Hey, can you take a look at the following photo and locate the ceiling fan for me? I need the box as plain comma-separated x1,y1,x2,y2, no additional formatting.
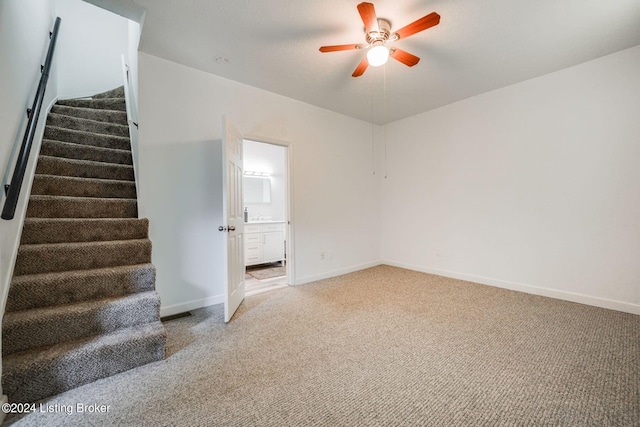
319,2,440,77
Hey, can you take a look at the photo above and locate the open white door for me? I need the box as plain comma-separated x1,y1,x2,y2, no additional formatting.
221,117,245,322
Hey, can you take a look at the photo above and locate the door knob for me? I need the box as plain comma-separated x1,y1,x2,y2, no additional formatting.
218,226,227,232
228,226,236,231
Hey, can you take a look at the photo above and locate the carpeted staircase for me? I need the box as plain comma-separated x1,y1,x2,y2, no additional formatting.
2,87,166,404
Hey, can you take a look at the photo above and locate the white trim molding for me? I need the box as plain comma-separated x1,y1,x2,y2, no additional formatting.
296,260,383,286
160,294,224,318
383,260,640,316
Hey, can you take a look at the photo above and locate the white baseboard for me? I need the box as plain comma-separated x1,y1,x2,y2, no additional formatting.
160,294,224,318
158,261,639,316
160,261,383,316
383,260,640,315
295,260,383,286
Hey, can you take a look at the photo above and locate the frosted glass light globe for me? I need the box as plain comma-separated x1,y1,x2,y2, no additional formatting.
367,45,389,66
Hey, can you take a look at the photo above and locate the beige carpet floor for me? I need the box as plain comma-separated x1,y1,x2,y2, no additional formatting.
5,265,639,426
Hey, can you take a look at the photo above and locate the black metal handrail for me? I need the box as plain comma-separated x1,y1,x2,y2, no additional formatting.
2,17,61,220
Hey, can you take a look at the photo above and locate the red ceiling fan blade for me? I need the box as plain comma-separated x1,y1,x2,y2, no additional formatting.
357,2,379,34
352,56,369,77
319,44,362,53
395,12,440,40
390,48,420,67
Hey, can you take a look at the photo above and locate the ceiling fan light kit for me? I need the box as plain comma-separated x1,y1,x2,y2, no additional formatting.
319,2,440,77
367,45,389,66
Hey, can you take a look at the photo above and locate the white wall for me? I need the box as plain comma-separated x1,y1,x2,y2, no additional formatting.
54,0,129,98
125,19,141,181
0,0,58,410
243,140,286,222
381,45,640,314
127,19,141,119
138,53,382,316
0,1,59,313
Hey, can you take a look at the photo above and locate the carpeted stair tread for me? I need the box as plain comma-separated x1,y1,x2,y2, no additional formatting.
27,195,137,218
32,174,137,199
21,218,148,244
44,126,131,151
56,97,126,111
3,86,165,404
2,321,166,403
6,263,156,312
50,105,127,125
14,239,152,275
92,86,125,99
40,139,132,165
2,291,161,356
36,155,134,181
46,113,129,137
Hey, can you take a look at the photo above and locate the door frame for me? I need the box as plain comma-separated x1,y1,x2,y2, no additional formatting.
243,134,295,286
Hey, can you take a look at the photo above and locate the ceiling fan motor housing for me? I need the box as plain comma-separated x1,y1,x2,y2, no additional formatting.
366,18,392,44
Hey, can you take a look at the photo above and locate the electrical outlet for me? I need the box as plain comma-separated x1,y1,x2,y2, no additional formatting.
436,248,443,258
320,251,325,260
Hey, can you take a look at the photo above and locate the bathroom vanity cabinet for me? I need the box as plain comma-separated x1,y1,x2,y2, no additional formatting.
244,222,285,266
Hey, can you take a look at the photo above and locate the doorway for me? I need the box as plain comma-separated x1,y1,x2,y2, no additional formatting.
243,139,290,295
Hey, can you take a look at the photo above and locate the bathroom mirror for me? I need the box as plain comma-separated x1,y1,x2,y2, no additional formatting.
243,176,271,203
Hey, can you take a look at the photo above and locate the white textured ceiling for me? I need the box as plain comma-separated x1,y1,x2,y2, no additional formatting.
133,0,640,124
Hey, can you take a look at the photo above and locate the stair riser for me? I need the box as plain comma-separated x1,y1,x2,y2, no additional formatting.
27,196,137,218
7,264,156,312
21,218,148,245
47,113,129,138
2,323,166,404
36,156,134,181
3,292,160,356
51,105,127,125
14,240,152,276
56,98,126,111
40,140,132,165
45,126,131,151
32,175,137,199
